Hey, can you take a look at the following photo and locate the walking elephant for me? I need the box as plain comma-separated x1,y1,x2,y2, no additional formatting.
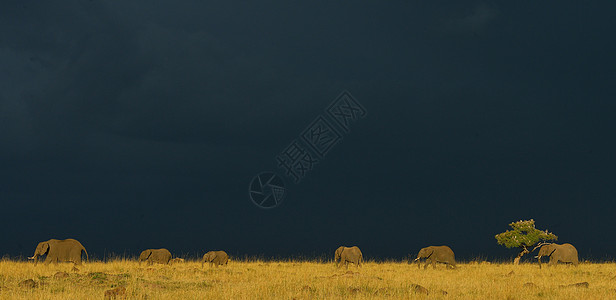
536,243,578,268
28,238,88,265
139,248,172,265
334,246,363,268
414,245,456,269
201,250,229,267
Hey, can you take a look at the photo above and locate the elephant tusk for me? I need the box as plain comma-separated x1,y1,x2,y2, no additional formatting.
28,256,35,260
413,258,419,261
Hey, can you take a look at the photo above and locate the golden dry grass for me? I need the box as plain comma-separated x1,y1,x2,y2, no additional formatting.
1,259,615,299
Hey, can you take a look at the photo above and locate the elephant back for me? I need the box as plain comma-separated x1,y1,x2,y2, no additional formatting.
159,249,172,263
216,251,229,264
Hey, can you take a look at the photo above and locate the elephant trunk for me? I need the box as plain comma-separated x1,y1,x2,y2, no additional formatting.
28,254,38,265
536,255,542,269
414,257,420,269
82,247,89,263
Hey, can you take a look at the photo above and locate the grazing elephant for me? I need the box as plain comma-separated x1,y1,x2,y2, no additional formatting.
536,243,579,268
139,248,172,265
28,238,88,265
334,246,363,268
414,245,456,269
201,251,229,267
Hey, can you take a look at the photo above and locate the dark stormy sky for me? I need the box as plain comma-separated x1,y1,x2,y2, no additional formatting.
1,1,615,261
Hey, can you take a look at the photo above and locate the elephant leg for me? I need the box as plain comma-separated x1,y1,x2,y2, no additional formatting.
431,259,436,269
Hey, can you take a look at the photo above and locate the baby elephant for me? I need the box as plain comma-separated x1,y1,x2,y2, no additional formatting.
334,246,363,268
170,258,185,264
139,248,172,265
414,245,456,269
201,250,229,267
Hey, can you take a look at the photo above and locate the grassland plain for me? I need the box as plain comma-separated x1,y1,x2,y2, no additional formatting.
1,259,615,299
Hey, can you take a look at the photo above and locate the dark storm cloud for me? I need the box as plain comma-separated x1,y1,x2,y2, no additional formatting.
1,1,322,202
444,3,498,34
1,1,615,260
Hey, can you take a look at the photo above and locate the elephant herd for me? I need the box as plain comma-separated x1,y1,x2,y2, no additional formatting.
138,248,229,267
333,244,579,269
25,238,580,269
27,239,228,267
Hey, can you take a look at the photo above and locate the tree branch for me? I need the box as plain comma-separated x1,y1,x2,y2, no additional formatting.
531,242,552,253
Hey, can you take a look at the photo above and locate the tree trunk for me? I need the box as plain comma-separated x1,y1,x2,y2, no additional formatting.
513,256,521,265
513,247,529,265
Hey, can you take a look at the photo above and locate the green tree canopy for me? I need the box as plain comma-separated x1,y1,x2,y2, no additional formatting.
495,219,557,248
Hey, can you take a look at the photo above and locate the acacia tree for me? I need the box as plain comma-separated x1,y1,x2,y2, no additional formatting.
495,219,558,264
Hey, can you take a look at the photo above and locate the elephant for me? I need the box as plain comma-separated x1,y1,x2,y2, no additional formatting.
28,238,88,265
334,246,363,268
170,258,185,264
413,245,456,269
536,243,579,268
201,251,229,267
138,248,172,265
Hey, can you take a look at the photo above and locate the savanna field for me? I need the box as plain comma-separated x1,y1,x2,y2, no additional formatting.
1,259,615,299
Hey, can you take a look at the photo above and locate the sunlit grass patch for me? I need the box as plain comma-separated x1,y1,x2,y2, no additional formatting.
0,260,615,299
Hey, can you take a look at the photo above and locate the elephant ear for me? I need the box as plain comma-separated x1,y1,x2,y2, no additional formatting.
41,242,50,255
547,247,557,257
425,248,434,258
335,247,344,259
144,250,152,259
